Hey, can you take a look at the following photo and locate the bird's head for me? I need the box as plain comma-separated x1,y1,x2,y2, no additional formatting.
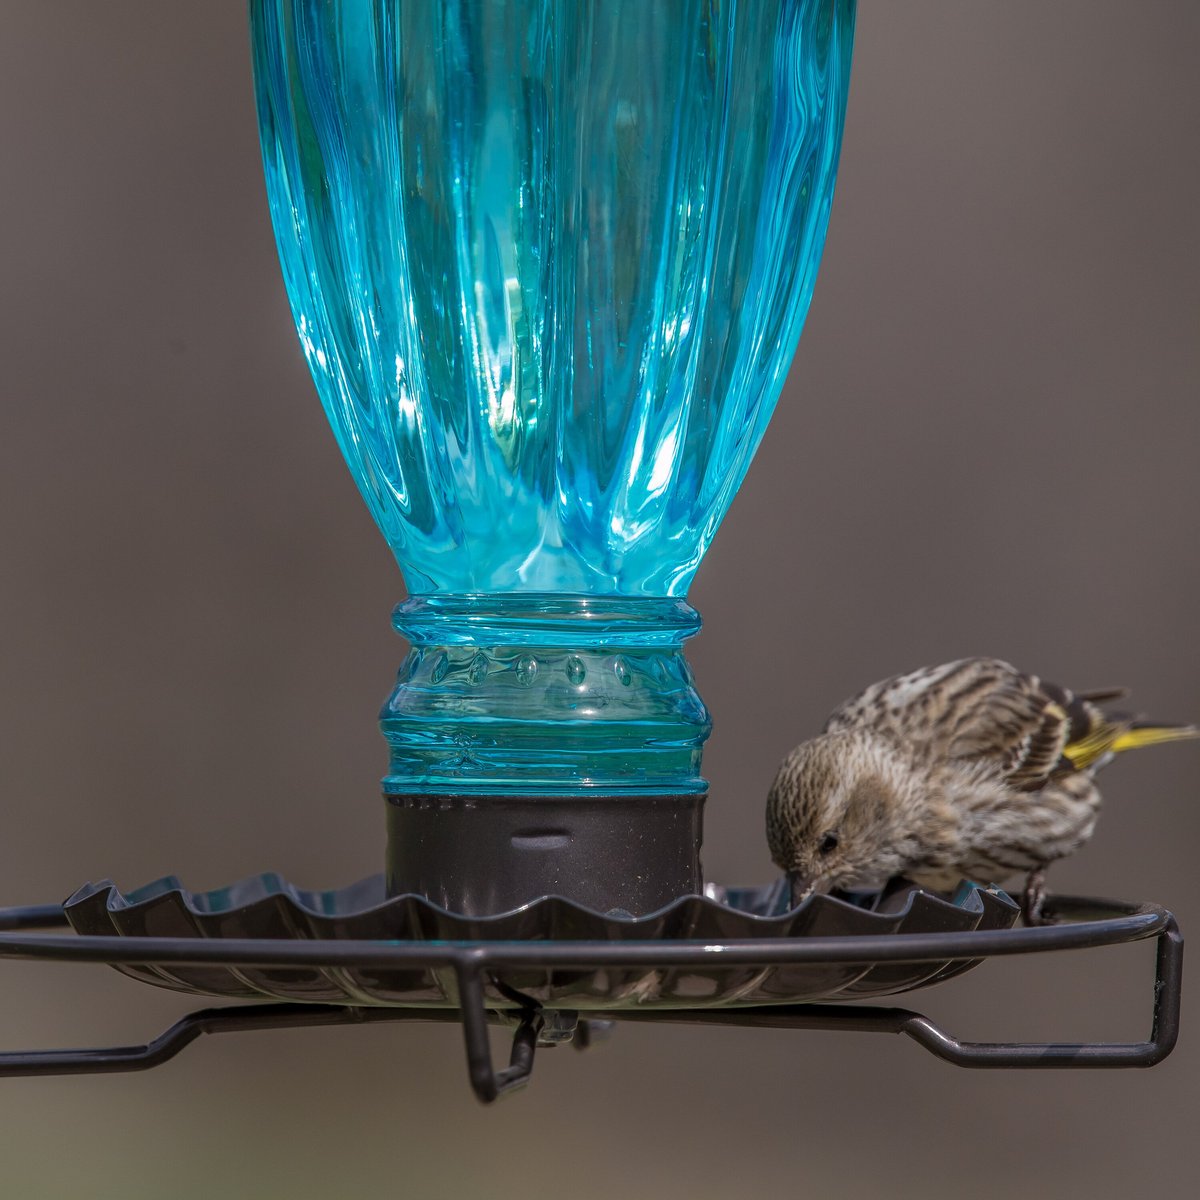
766,731,924,905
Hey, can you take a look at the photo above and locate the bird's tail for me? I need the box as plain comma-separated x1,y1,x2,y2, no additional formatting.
1064,718,1199,771
1111,722,1200,754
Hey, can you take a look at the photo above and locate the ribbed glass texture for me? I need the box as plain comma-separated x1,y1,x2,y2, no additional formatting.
250,0,855,597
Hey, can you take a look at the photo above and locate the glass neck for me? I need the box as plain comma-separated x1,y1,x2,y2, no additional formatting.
380,593,711,797
392,594,703,648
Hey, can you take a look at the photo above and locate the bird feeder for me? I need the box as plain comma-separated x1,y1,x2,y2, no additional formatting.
0,0,1182,1103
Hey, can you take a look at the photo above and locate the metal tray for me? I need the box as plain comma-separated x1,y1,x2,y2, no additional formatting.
62,874,1018,1008
0,889,1180,1103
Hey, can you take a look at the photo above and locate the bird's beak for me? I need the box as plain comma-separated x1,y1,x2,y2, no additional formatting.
787,872,820,909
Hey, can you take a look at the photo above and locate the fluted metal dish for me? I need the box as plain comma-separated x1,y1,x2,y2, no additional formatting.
63,874,1018,1008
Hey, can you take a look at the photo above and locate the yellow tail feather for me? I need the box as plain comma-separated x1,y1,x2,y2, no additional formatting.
1062,722,1199,771
1110,725,1200,754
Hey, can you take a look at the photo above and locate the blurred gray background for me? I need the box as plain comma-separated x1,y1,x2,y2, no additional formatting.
1,2,1197,1196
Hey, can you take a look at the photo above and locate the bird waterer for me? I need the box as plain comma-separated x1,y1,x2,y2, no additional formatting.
264,0,854,918
0,0,1183,1103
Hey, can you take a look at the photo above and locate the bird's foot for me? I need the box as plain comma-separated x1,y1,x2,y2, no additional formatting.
1021,869,1057,926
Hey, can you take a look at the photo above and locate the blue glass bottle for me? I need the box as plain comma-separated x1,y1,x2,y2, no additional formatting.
250,0,855,912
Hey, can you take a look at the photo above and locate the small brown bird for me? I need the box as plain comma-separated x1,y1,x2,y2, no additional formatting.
766,658,1198,923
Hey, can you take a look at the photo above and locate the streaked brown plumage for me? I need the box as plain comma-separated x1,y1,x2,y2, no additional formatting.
766,658,1198,921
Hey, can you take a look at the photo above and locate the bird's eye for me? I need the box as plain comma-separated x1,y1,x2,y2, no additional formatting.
818,832,840,856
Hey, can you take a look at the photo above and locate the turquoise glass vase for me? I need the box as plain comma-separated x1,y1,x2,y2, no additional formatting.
250,0,855,913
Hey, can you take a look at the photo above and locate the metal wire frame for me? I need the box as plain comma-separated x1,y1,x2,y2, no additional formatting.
0,895,1182,1103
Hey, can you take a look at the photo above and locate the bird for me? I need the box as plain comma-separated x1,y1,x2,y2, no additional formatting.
765,657,1198,924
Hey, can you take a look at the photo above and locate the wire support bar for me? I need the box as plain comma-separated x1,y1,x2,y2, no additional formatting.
613,915,1182,1068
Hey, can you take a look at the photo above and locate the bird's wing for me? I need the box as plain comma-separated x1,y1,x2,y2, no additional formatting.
823,658,1075,788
